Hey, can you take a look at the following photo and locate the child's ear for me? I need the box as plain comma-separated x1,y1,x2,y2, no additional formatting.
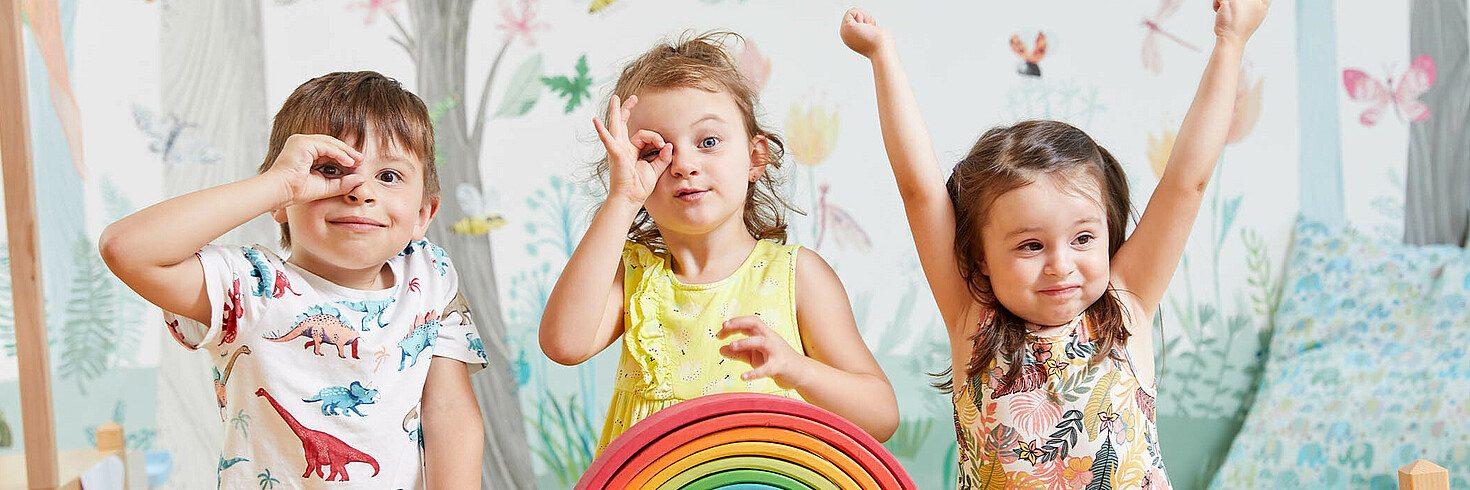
748,134,770,182
412,197,441,240
272,208,289,224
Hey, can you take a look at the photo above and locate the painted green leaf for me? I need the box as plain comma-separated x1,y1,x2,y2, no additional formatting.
542,55,593,114
494,54,544,119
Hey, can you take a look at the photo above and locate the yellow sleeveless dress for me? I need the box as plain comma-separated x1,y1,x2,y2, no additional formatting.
596,240,806,452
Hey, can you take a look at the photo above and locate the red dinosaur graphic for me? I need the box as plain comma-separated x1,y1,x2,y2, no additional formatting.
272,270,302,298
265,308,361,359
255,387,379,481
219,278,243,346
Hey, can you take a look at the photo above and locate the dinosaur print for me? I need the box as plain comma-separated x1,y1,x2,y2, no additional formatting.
217,455,249,489
338,297,395,331
214,345,252,420
266,304,361,359
402,239,450,276
242,247,273,297
256,388,379,482
272,270,301,298
467,333,487,362
399,310,442,371
219,278,243,346
302,381,378,417
402,406,422,449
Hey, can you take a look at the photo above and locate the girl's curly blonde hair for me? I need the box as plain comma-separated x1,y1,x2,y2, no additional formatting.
595,31,798,250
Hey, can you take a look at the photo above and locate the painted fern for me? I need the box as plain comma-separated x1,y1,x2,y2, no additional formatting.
60,235,118,394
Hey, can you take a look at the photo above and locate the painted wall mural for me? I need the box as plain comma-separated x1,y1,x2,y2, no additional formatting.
0,1,1463,489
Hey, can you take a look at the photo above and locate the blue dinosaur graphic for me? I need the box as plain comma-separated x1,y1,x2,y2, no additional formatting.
402,239,450,276
241,247,273,297
338,297,395,331
302,381,378,416
467,333,487,361
399,310,443,371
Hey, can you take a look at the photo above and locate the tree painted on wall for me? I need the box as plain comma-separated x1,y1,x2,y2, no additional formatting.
391,0,550,485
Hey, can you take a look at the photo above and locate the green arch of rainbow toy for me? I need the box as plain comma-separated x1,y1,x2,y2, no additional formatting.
575,393,915,489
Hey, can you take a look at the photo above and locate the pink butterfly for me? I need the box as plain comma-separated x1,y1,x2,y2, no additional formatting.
1343,54,1436,126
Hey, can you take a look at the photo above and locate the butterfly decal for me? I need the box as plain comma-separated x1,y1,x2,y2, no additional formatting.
1009,32,1047,77
1343,54,1436,126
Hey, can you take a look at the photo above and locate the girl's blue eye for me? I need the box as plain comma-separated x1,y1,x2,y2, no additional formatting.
699,137,719,149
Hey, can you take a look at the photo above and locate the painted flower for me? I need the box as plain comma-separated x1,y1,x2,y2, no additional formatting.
1146,129,1176,180
1227,66,1264,144
497,0,549,47
785,102,839,166
739,39,771,91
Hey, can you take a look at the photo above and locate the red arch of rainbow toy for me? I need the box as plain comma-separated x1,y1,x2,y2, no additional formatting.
575,393,916,490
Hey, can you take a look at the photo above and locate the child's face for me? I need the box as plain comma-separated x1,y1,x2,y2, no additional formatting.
979,174,1110,328
277,130,437,277
626,87,766,239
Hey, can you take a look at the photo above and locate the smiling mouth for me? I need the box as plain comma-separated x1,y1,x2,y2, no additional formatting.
1039,285,1080,297
329,217,385,230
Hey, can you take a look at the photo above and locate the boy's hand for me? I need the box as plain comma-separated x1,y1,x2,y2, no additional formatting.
264,134,365,206
718,316,810,391
593,94,672,208
1214,0,1270,46
840,8,893,59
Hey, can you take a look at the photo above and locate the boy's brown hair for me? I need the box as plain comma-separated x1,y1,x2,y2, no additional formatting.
596,31,798,250
258,71,438,249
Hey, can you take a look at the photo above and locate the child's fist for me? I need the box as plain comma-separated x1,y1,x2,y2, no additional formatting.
265,134,365,205
840,8,892,58
1214,0,1270,45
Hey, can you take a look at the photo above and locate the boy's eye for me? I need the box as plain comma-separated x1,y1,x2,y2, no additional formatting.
1019,242,1042,252
378,170,402,183
314,163,343,177
699,137,719,149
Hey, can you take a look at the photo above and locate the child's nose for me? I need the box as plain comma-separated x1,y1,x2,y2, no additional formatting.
1044,250,1074,277
669,146,700,178
345,180,376,203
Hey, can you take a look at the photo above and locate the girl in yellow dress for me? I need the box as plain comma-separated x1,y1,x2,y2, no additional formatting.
539,32,898,453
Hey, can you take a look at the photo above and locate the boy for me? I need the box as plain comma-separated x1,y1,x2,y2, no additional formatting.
100,71,485,489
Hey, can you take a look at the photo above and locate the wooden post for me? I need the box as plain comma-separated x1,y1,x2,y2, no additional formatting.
0,1,59,489
1399,459,1449,490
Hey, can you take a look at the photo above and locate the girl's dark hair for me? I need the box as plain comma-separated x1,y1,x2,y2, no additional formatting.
936,120,1134,393
594,31,797,250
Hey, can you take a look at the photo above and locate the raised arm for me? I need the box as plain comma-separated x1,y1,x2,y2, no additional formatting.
99,134,363,324
841,8,973,330
1112,0,1270,312
539,95,673,365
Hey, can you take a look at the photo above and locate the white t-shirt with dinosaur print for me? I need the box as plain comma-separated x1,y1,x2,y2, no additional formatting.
164,239,487,489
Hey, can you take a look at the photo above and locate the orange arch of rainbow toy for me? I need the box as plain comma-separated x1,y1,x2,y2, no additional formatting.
576,393,915,489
